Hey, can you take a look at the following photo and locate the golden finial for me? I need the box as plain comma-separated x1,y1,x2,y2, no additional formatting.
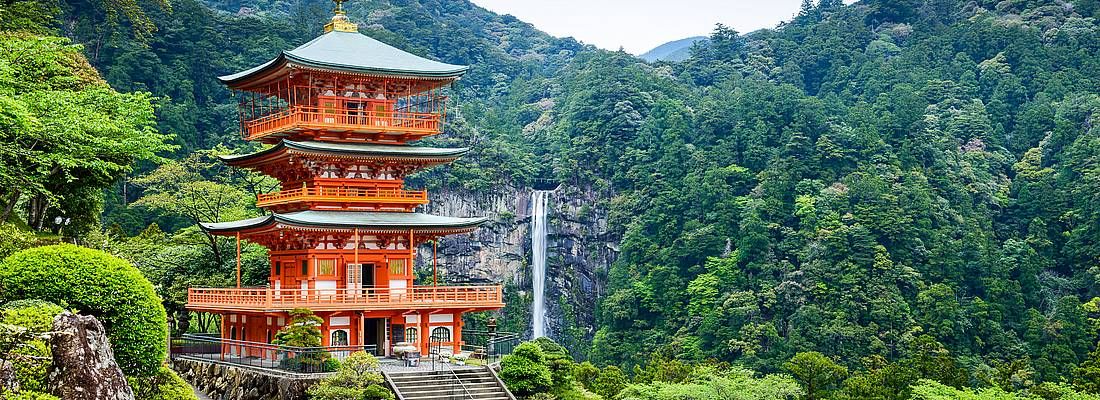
324,0,358,33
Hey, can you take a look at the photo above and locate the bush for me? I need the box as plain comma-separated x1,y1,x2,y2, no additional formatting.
1,299,64,392
306,351,393,400
5,392,60,400
500,342,553,396
0,244,168,376
1,299,65,331
0,223,36,260
616,367,802,400
128,365,198,400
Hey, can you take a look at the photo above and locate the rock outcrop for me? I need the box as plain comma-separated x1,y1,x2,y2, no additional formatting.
172,358,319,400
48,312,135,400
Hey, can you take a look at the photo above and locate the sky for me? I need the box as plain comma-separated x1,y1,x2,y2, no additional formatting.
468,0,810,55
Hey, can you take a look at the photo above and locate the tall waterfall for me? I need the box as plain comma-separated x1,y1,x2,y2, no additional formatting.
530,190,551,338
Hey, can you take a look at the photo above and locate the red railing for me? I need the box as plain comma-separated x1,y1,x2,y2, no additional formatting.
256,186,429,208
187,285,505,311
243,106,442,141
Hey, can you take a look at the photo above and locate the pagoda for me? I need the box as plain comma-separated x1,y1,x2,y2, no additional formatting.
186,1,503,357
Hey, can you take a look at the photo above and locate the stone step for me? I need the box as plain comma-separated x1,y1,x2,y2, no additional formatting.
398,382,500,394
385,367,513,400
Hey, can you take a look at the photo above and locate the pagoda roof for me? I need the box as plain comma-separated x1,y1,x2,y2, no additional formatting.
220,140,470,166
219,30,468,88
200,210,487,234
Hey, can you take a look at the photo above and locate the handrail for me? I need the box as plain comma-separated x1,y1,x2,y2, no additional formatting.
170,334,376,374
256,186,428,206
449,368,474,400
243,105,443,140
187,285,505,311
381,370,407,400
487,365,518,400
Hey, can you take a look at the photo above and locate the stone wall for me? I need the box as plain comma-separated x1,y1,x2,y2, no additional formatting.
171,358,319,400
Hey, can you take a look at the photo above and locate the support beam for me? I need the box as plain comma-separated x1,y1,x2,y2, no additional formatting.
236,232,242,288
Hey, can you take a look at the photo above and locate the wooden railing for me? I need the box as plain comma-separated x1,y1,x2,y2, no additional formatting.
243,106,442,140
256,186,429,208
187,285,505,311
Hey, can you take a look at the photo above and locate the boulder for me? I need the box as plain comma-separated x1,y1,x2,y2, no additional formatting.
48,312,135,400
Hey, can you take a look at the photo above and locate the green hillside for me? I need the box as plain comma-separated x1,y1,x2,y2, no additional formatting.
2,0,1099,398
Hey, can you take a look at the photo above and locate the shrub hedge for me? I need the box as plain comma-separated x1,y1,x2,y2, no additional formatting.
0,244,168,376
1,299,65,392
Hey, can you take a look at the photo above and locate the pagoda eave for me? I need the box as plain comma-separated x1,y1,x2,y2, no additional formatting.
220,139,469,169
200,211,487,237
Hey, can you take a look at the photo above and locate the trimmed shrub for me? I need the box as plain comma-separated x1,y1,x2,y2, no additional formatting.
0,244,168,376
1,299,65,332
306,351,393,400
500,342,553,396
6,392,60,400
1,299,64,392
128,365,199,400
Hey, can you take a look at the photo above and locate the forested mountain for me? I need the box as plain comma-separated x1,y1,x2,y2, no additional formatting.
639,35,707,62
2,0,1100,398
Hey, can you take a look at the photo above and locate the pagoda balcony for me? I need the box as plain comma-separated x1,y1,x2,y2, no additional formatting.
243,105,442,142
255,186,429,209
186,285,504,312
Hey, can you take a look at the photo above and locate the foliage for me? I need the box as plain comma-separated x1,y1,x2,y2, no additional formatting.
4,392,60,400
909,379,1027,399
306,351,393,400
785,352,849,400
0,244,168,377
0,299,63,393
0,223,37,259
273,308,335,373
0,32,172,234
128,365,200,400
501,341,554,396
616,366,803,400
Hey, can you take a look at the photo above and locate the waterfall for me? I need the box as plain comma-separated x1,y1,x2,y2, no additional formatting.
530,190,551,338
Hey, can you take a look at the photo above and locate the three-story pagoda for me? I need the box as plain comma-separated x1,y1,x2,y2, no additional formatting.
186,2,503,357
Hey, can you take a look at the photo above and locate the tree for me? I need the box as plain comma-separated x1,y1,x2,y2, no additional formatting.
0,33,172,230
785,352,848,400
131,150,256,266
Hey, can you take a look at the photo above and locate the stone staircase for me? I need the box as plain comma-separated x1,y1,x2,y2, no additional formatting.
385,367,514,400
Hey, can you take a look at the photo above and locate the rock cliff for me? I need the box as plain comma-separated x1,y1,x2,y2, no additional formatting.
415,184,617,350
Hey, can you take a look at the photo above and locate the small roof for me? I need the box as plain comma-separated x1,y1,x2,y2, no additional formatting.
220,140,470,166
201,210,488,233
219,30,468,87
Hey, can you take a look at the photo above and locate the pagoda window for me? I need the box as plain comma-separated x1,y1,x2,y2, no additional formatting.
405,327,418,344
388,259,406,276
430,327,451,342
301,260,308,275
330,329,349,346
274,263,282,276
317,259,336,276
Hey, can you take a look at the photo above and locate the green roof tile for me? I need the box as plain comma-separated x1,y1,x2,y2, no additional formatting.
201,210,487,232
219,31,468,84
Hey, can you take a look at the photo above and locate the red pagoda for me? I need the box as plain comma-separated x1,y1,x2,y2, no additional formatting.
186,2,503,357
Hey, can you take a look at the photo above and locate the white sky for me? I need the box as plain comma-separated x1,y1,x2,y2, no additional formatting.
468,0,810,54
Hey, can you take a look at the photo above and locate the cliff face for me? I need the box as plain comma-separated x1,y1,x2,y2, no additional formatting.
415,185,617,348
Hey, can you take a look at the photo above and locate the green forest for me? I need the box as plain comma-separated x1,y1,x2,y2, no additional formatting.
1,0,1100,398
